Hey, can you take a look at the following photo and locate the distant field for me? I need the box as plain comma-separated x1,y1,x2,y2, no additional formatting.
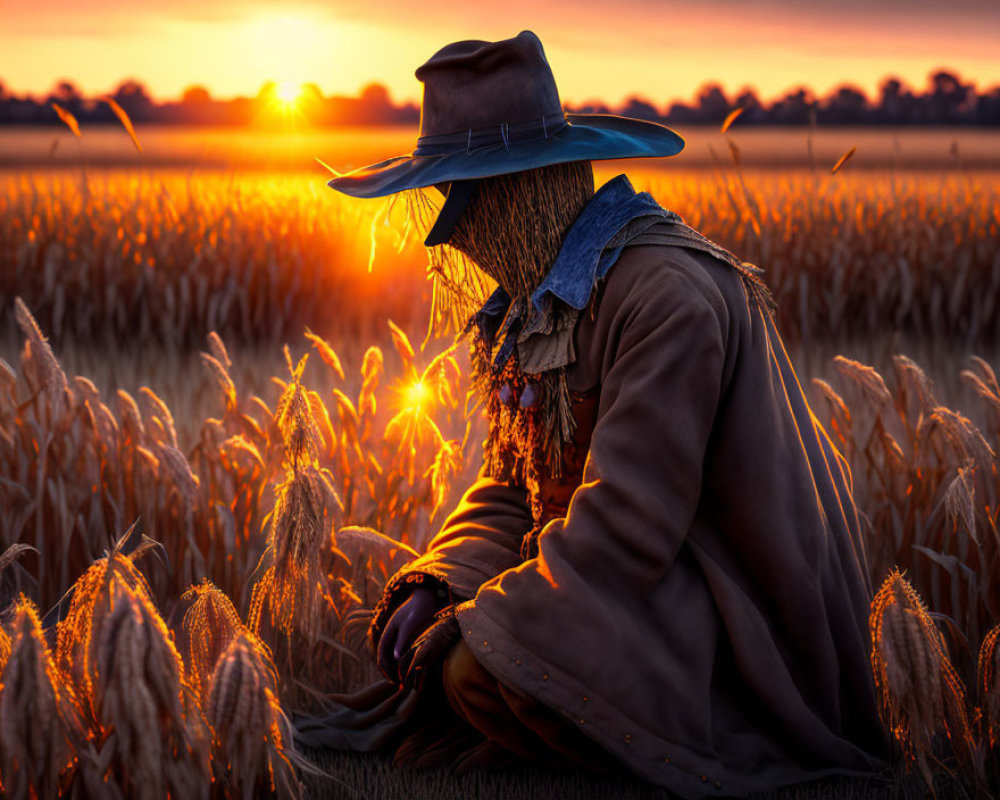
1,124,999,171
2,162,996,357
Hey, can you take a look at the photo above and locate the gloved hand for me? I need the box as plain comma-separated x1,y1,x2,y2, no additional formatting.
398,607,462,692
377,587,438,683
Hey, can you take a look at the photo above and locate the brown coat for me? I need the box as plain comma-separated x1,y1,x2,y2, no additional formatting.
379,240,890,797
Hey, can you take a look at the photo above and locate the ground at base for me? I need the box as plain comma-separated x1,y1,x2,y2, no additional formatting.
299,748,965,800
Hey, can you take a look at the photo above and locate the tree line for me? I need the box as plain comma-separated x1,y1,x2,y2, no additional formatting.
1,69,998,127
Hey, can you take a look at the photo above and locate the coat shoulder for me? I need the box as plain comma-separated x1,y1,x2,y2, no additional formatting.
569,240,744,390
595,241,736,335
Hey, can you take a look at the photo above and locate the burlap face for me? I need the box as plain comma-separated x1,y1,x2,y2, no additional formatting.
445,162,594,306
399,161,594,344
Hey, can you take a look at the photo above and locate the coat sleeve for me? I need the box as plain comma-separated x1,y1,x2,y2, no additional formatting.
459,257,728,658
367,475,533,649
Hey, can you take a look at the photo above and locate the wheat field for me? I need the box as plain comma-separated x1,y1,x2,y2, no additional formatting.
2,166,998,350
0,149,999,797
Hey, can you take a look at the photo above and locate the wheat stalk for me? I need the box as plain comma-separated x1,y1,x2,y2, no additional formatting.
181,580,247,702
870,569,977,785
91,581,211,798
206,632,300,799
0,596,85,799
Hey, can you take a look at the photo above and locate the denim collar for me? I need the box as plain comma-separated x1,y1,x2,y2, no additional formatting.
467,174,676,366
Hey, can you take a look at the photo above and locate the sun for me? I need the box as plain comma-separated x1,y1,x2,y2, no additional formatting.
275,81,303,109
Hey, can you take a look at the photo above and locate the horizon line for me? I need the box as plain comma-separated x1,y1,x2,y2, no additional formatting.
3,65,998,108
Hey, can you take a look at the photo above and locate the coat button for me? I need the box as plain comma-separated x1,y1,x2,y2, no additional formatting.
663,757,670,764
701,776,708,783
624,734,632,744
514,658,522,665
541,673,549,680
582,695,589,702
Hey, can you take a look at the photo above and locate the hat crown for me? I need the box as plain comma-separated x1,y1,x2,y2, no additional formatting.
327,29,685,199
415,30,563,139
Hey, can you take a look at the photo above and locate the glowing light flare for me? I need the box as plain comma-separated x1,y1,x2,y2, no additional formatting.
385,375,445,452
258,81,308,122
241,13,329,124
275,81,304,108
405,380,431,414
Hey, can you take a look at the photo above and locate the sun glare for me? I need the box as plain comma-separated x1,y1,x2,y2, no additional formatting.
276,81,303,108
406,380,431,413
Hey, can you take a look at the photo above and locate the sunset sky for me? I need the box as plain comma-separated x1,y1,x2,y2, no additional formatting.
3,0,999,107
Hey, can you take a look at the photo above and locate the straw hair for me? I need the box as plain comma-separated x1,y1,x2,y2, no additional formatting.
395,188,488,340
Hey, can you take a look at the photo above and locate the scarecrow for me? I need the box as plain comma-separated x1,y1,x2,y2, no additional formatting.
305,30,890,798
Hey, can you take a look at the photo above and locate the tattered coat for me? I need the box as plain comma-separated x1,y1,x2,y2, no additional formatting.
374,176,890,798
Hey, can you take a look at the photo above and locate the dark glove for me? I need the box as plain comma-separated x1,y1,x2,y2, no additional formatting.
376,587,438,684
398,606,462,692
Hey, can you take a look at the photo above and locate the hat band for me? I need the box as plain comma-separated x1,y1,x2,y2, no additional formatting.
414,113,569,157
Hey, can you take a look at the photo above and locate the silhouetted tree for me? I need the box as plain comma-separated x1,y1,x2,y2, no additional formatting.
927,70,974,123
974,86,1000,124
43,81,84,124
732,88,765,124
48,80,82,106
171,85,216,124
0,67,997,128
665,101,697,124
566,100,612,115
769,88,814,125
696,83,729,123
354,83,396,123
619,95,660,121
820,85,869,124
359,83,390,107
182,85,212,105
111,79,153,120
877,77,908,123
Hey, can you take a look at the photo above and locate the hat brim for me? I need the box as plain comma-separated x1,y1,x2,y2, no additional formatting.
326,114,684,199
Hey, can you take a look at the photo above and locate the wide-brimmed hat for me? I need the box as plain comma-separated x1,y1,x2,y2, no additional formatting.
326,30,685,202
